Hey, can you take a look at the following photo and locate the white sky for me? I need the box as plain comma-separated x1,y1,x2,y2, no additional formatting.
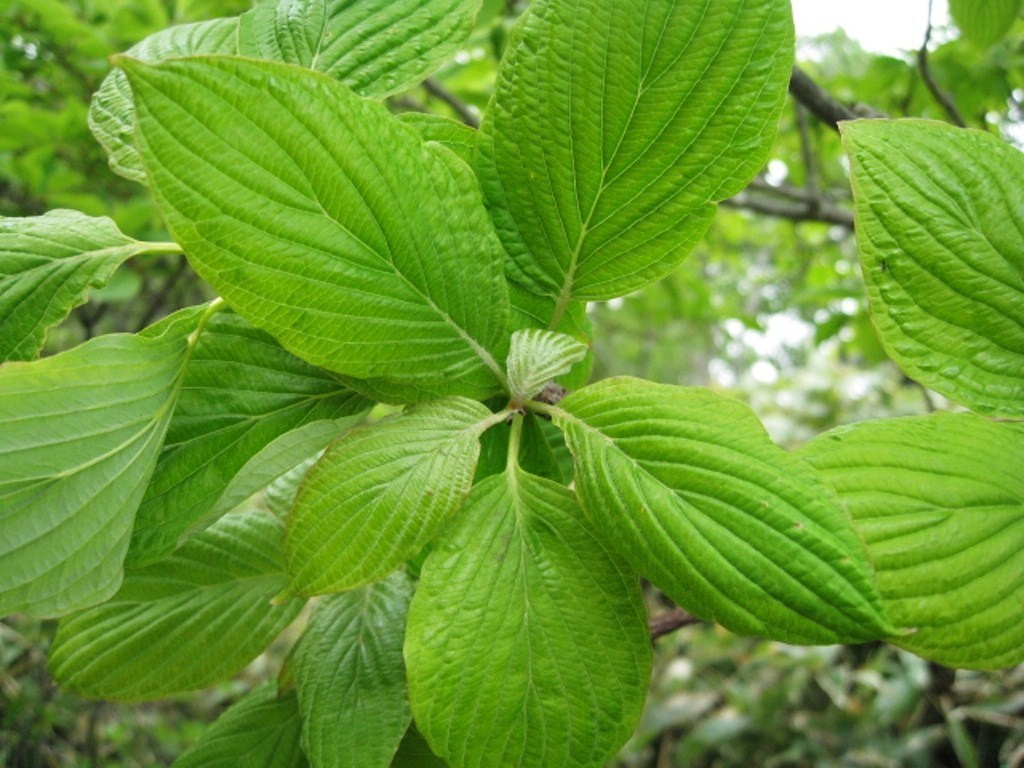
791,0,950,54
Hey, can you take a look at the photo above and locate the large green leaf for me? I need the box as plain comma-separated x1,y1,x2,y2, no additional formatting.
173,682,308,768
93,1,481,184
406,467,651,768
479,0,794,312
842,119,1024,417
949,0,1022,45
286,398,495,595
0,309,203,618
128,311,372,566
293,573,413,768
799,414,1024,669
89,17,240,183
0,210,177,362
206,419,350,522
121,55,509,397
49,508,304,701
237,0,479,96
553,377,894,645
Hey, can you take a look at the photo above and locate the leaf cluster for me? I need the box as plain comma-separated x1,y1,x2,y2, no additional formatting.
1,0,1021,766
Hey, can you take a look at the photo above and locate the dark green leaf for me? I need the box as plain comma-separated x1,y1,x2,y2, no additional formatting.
173,682,308,768
294,574,413,768
129,311,371,566
49,507,304,700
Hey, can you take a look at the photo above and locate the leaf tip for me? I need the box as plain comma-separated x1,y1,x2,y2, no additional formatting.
111,55,145,78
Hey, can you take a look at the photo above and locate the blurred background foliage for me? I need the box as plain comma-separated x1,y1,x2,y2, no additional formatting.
1,0,1022,765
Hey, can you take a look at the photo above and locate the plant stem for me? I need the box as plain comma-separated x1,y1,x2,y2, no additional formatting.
134,241,184,257
506,412,525,473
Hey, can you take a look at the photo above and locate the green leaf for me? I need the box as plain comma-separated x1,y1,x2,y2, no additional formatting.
294,573,413,768
841,119,1024,417
479,0,794,307
554,377,894,645
121,55,509,398
50,507,304,701
399,113,478,165
506,283,592,391
173,682,308,768
206,419,354,523
89,17,240,183
799,413,1024,669
506,328,588,403
0,309,202,618
391,727,447,768
0,210,167,362
128,311,371,566
238,0,479,96
406,467,650,768
949,0,1022,46
286,398,494,595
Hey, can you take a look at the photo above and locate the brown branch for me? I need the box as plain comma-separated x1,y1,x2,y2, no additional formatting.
788,66,857,131
747,177,848,205
918,0,967,127
722,192,854,228
422,77,480,128
649,607,701,640
795,102,822,218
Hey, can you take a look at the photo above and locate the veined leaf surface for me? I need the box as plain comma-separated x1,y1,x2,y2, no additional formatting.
173,682,308,768
0,210,172,362
286,398,494,595
0,309,202,617
121,56,509,397
238,0,479,96
129,311,371,566
842,119,1024,417
293,574,413,768
50,508,304,701
399,113,478,165
406,468,650,768
800,414,1024,669
479,0,794,308
89,17,240,183
506,328,588,403
949,0,1022,45
555,377,894,645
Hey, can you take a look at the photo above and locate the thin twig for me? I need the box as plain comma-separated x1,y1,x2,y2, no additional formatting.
795,102,822,218
918,0,967,127
722,193,854,228
422,77,480,128
747,177,848,205
788,66,857,131
649,607,702,640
